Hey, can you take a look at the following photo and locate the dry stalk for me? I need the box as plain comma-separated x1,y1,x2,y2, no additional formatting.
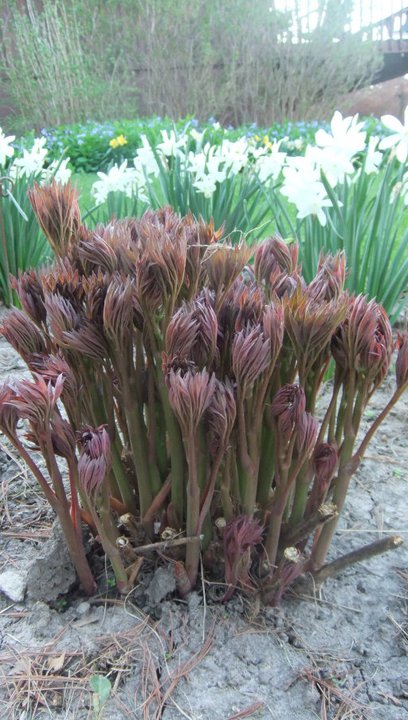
301,666,370,720
226,700,266,719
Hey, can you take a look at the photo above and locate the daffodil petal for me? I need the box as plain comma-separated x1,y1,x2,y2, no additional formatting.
379,135,398,151
396,141,408,164
381,115,404,133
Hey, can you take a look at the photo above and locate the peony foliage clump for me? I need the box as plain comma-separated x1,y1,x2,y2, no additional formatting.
0,182,406,602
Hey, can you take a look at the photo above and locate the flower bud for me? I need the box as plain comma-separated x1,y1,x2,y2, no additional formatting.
313,442,339,484
28,181,81,257
223,515,263,599
204,241,252,293
11,270,46,325
306,442,339,515
168,369,216,432
0,384,18,437
308,251,346,302
262,303,284,364
232,324,270,387
296,412,318,460
77,425,111,496
1,309,47,361
254,235,298,283
271,384,306,439
206,379,236,456
332,295,392,384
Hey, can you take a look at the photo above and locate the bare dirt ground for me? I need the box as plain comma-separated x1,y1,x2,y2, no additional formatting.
345,75,408,121
0,328,407,720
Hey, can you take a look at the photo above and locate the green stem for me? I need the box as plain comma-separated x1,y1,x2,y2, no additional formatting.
317,376,341,445
87,491,128,592
311,373,358,569
288,464,314,527
237,388,257,515
334,384,348,446
160,380,185,523
220,451,234,521
257,409,276,507
111,438,137,513
185,429,201,589
145,317,185,523
57,501,96,596
264,485,287,569
0,182,11,306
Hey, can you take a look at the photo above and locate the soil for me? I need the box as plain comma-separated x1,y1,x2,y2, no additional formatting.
0,323,407,720
345,75,408,122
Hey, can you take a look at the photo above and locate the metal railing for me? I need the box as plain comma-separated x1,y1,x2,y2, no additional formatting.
274,1,408,44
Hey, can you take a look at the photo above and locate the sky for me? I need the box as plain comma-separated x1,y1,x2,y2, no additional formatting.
272,1,407,35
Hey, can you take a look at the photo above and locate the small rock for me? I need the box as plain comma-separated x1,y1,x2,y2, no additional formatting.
146,565,176,606
0,568,27,602
76,601,91,616
26,520,76,603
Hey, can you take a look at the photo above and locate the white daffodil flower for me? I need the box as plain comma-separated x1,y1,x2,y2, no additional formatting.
11,137,48,177
205,156,227,183
281,157,333,226
0,128,15,166
187,151,208,177
364,136,383,174
41,157,72,185
193,174,218,198
294,187,333,226
254,145,287,183
92,161,137,204
307,145,354,187
217,138,249,175
379,106,408,164
315,110,366,160
134,136,161,177
189,128,205,149
157,130,186,158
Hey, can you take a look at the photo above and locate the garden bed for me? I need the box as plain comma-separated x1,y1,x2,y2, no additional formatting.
0,317,407,720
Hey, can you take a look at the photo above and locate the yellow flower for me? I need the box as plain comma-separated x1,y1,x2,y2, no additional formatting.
254,134,261,142
109,134,128,149
263,135,273,150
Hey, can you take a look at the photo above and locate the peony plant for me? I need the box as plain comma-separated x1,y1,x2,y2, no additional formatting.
0,182,406,603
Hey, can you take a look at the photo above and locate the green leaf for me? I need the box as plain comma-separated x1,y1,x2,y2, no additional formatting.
90,675,111,706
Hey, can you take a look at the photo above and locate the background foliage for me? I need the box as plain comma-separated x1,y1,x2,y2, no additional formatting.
0,0,381,132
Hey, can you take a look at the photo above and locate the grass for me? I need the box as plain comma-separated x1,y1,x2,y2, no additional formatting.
72,172,98,212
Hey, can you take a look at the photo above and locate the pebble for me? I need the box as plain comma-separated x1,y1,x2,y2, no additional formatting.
76,601,91,616
0,568,27,602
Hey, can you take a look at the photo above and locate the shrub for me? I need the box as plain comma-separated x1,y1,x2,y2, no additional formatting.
0,184,405,603
1,1,381,132
13,117,385,176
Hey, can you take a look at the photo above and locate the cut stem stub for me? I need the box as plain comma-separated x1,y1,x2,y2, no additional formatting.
311,534,403,584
